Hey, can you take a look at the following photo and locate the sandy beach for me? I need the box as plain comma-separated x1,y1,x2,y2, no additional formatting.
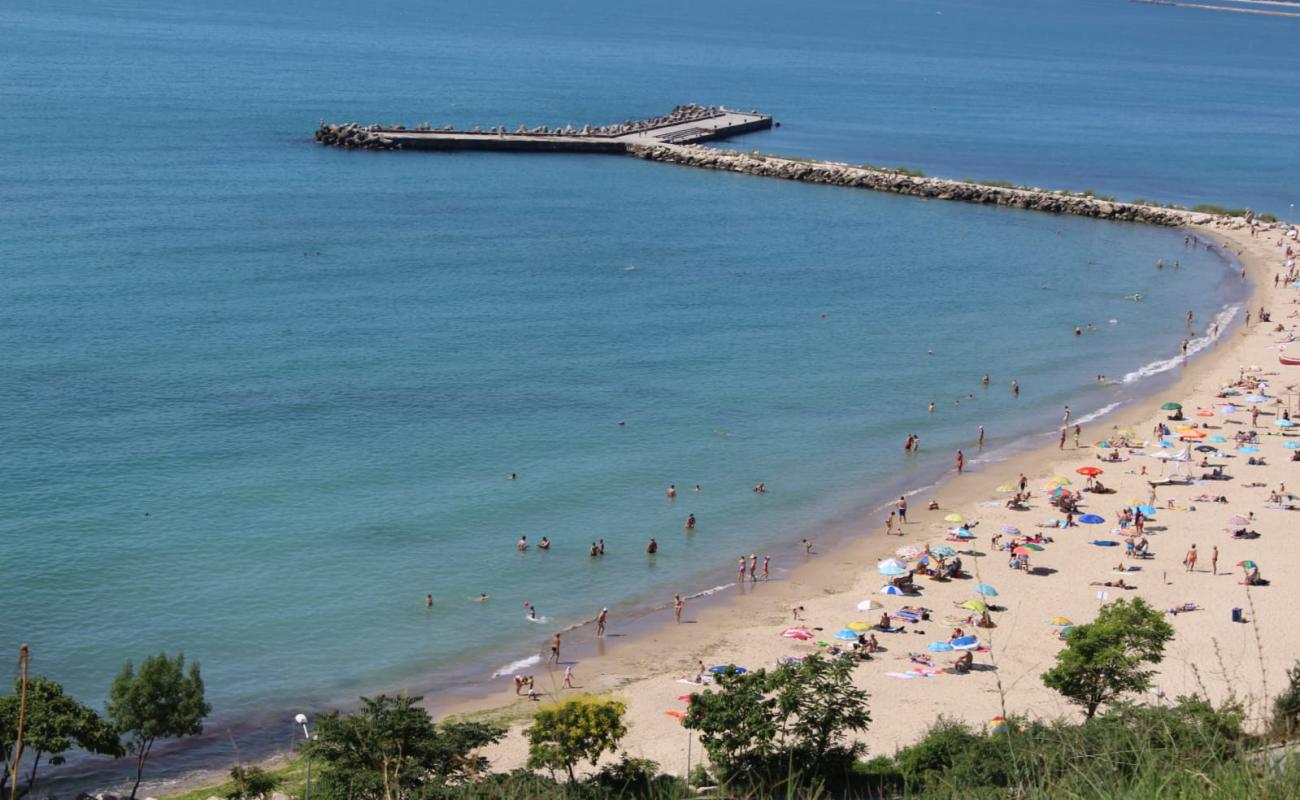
445,219,1300,775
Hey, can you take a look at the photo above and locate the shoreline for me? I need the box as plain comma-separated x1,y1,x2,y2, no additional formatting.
446,218,1296,775
121,217,1281,799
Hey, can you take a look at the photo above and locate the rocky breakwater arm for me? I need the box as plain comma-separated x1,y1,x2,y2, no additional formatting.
315,122,400,151
627,144,1253,228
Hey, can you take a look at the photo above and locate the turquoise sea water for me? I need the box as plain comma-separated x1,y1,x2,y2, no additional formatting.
1,0,1294,788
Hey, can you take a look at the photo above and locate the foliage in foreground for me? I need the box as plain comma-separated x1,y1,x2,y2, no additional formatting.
525,696,628,782
683,655,870,793
0,676,122,798
302,693,504,800
1041,596,1175,719
107,652,212,799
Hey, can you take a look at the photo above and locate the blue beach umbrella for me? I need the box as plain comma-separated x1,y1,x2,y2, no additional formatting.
1079,514,1105,524
1209,435,1228,443
951,635,979,650
1286,442,1300,450
878,565,908,576
931,545,958,558
709,665,747,674
1277,419,1296,427
835,629,858,641
1155,440,1174,448
928,642,955,652
1133,504,1157,516
999,526,1021,536
975,583,999,597
879,585,906,596
1238,445,1260,453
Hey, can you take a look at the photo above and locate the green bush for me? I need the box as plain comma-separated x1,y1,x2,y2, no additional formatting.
1191,203,1250,217
1273,661,1300,738
225,765,279,800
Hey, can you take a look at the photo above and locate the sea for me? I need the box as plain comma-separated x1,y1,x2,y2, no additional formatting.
2,0,1297,791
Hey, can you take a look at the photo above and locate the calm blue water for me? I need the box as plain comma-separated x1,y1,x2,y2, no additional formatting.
0,0,1290,787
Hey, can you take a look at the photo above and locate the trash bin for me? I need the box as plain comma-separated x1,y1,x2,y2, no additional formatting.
1231,607,1243,623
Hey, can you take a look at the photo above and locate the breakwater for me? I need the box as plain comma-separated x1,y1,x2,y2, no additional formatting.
627,144,1258,229
314,104,772,152
315,107,1275,230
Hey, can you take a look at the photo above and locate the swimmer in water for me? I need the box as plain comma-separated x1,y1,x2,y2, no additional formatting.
982,374,990,385
426,594,433,608
518,535,528,551
477,593,489,602
685,513,696,530
667,484,676,499
539,537,550,550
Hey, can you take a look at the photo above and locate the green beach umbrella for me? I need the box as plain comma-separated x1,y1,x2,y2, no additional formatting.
1161,402,1182,411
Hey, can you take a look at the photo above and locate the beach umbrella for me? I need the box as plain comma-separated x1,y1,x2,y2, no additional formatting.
1277,419,1296,427
1000,526,1021,536
1079,514,1105,524
847,621,873,632
1022,543,1045,551
857,599,884,612
928,641,954,652
943,513,965,524
1238,445,1260,453
834,629,858,641
1095,441,1112,449
709,665,747,674
879,558,908,571
896,545,926,560
1286,441,1300,449
1226,515,1251,527
1051,476,1072,485
1059,625,1075,638
780,628,813,640
1181,430,1206,439
961,600,988,612
1208,435,1228,443
879,585,906,596
1237,560,1257,569
665,710,686,722
951,635,979,650
990,716,1009,734
1133,504,1156,515
1041,482,1065,491
975,583,999,597
1196,410,1214,417
1091,540,1120,547
1219,404,1238,414
676,695,693,702
1117,428,1136,436
931,545,958,557
940,617,967,628
953,529,975,539
1012,546,1032,556
879,564,908,576
995,484,1017,493
1048,617,1073,626
1194,445,1218,452
1246,395,1268,403
1161,402,1182,411
1077,466,1103,476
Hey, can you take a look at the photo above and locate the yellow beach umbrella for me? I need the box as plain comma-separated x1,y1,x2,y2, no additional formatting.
995,484,1017,493
847,621,873,632
1051,477,1072,485
1048,617,1073,626
944,513,965,524
961,600,988,612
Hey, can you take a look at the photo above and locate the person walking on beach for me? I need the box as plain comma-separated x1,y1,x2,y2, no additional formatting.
978,425,985,449
762,555,771,580
956,449,965,474
549,633,561,664
738,557,747,582
1063,405,1071,426
1059,427,1068,449
1074,424,1082,449
1252,406,1260,427
1018,473,1028,493
596,608,608,636
802,538,814,554
749,554,758,581
674,594,684,623
897,495,908,523
1211,545,1219,575
1184,545,1198,573
886,511,896,536
563,665,575,688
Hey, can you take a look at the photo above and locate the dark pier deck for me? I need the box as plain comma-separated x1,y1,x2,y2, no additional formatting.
314,104,772,152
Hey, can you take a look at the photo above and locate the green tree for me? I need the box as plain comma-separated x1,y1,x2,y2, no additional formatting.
106,652,211,799
684,656,871,789
0,676,122,798
225,765,280,800
525,696,627,782
303,693,503,800
1041,597,1175,719
1272,661,1300,737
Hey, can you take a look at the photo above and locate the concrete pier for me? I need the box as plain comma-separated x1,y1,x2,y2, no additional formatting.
315,104,772,152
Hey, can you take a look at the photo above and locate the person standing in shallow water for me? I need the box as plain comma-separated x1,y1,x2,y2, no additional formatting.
685,513,696,530
674,594,684,623
956,449,964,473
596,608,608,636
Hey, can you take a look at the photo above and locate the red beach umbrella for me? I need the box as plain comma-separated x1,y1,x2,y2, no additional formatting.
1076,466,1103,476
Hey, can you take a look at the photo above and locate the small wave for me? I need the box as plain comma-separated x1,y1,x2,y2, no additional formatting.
871,482,938,513
687,583,734,600
491,654,540,678
1121,304,1240,384
1073,402,1122,427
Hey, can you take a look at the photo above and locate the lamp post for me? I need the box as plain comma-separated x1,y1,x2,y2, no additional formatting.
295,714,312,800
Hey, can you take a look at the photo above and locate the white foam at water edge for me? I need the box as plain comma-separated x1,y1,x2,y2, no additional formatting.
688,583,735,600
491,654,541,678
1073,402,1123,427
1121,304,1240,384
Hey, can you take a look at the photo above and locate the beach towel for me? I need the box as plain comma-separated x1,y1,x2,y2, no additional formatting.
894,610,923,623
876,626,905,633
885,672,917,680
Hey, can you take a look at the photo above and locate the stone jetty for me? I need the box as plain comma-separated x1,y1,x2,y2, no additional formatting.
316,106,1270,229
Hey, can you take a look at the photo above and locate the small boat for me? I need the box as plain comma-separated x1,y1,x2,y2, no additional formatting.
1281,354,1300,366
